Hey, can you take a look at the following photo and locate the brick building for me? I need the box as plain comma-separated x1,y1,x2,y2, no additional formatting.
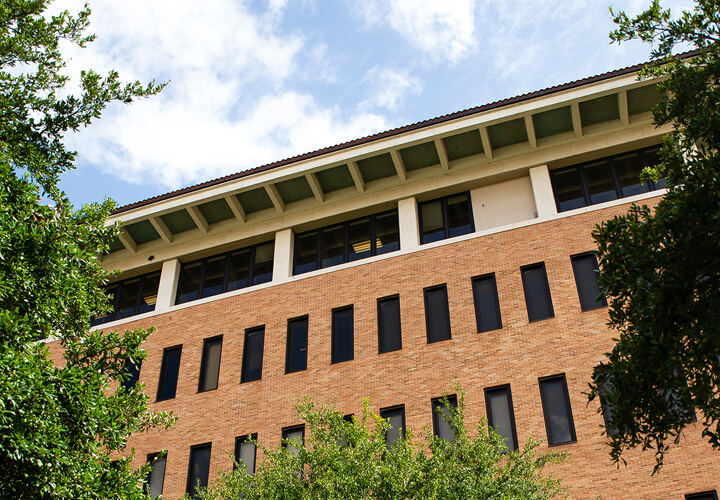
72,62,720,499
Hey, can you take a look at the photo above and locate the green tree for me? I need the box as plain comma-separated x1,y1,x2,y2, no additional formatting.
194,392,566,500
0,1,172,498
588,0,720,472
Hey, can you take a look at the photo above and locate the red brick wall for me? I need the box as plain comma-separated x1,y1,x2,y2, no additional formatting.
54,196,719,499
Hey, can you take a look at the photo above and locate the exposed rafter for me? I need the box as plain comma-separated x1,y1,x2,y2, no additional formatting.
524,114,537,149
150,217,173,244
187,206,209,234
225,195,246,223
434,138,450,171
479,127,493,160
571,102,583,138
118,230,138,254
305,173,324,203
619,90,629,126
347,161,365,193
265,184,285,213
389,150,407,182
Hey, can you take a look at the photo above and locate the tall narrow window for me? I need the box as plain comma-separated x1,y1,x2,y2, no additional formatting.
484,385,519,451
286,317,308,373
471,274,502,332
157,345,182,401
198,336,222,392
332,306,354,364
282,425,305,456
146,453,166,499
432,395,458,441
686,491,719,500
380,405,405,447
419,192,474,244
378,295,402,353
122,360,142,392
186,443,212,499
424,285,452,343
570,253,607,311
539,374,576,446
520,263,554,321
234,434,257,475
241,326,265,383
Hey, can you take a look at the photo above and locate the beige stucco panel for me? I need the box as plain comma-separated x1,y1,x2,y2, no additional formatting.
470,176,536,232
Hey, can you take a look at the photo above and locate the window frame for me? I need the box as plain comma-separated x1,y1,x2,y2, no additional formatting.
92,270,161,325
122,359,142,393
292,209,400,276
424,284,452,343
686,491,719,500
520,262,555,322
197,335,223,393
145,452,166,499
281,424,305,455
186,442,212,499
550,146,664,213
331,305,354,364
418,191,475,244
484,384,519,451
471,273,503,332
241,326,265,383
377,294,402,354
538,374,577,446
380,405,406,448
156,345,182,402
285,316,309,374
570,252,607,311
175,240,274,305
431,395,458,441
234,433,258,475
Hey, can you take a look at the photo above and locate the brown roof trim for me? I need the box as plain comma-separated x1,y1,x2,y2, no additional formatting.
112,52,695,215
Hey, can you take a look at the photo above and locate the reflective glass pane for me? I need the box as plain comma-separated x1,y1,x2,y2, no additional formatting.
571,254,606,311
472,274,502,332
139,273,160,314
321,225,345,268
348,218,372,261
420,200,444,243
375,212,400,255
584,161,618,204
294,232,318,275
486,388,518,451
424,286,451,343
116,279,141,319
332,307,354,363
381,407,404,447
146,454,166,499
614,153,649,197
235,438,256,475
251,242,274,285
187,444,211,499
540,376,575,445
157,347,182,401
446,193,473,237
242,328,264,383
286,318,308,373
177,262,202,304
521,264,554,321
198,337,222,392
644,148,666,188
552,168,586,212
378,296,402,353
432,396,457,441
227,249,251,291
201,256,226,298
93,284,118,325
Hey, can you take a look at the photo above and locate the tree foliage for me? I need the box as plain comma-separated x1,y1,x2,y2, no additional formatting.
588,0,720,472
0,1,171,498
194,392,566,500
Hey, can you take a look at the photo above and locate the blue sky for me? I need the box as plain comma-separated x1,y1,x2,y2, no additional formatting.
52,0,694,208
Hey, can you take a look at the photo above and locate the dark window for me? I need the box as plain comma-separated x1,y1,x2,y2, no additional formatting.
92,271,161,325
424,285,452,343
484,385,519,451
432,395,458,441
571,253,607,311
550,146,665,213
286,317,308,373
521,263,554,322
539,375,576,446
234,434,257,475
175,241,274,304
332,306,354,364
378,295,402,353
156,345,182,401
419,192,474,244
597,382,617,437
186,443,212,499
686,491,719,500
198,336,222,392
380,405,405,447
122,360,142,392
146,453,166,499
241,326,265,383
282,425,305,456
293,210,399,275
471,274,502,332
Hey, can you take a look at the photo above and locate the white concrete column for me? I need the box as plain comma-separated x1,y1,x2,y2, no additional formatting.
272,228,294,283
398,197,420,251
529,165,558,218
155,259,181,311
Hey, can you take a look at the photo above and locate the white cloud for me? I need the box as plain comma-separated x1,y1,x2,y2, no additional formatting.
361,66,423,111
354,0,478,65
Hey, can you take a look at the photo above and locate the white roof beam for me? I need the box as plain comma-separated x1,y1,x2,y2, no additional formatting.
619,90,629,126
150,217,173,244
265,184,285,213
118,230,137,254
187,206,209,234
305,173,324,203
347,161,365,193
524,114,537,149
434,138,450,171
225,195,246,223
389,149,407,182
479,127,493,160
571,102,583,138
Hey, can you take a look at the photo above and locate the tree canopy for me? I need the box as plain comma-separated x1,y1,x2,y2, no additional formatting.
0,1,171,498
588,0,720,472
194,392,566,500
